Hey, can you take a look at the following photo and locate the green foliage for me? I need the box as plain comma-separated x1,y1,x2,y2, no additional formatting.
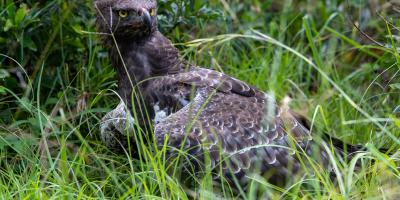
158,0,224,33
0,0,399,199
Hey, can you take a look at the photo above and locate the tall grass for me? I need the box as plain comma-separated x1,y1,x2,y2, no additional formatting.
0,0,399,199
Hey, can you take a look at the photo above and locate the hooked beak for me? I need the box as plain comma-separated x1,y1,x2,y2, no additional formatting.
140,8,152,30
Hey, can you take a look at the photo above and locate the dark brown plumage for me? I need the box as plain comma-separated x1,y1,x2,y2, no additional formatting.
95,0,353,186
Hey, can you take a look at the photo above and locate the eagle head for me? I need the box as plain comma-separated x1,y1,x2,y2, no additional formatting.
95,0,158,39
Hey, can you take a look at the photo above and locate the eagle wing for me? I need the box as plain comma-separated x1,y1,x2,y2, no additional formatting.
176,67,257,97
153,68,313,183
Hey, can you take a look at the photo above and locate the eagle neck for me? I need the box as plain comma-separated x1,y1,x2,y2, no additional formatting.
107,31,183,126
111,31,182,83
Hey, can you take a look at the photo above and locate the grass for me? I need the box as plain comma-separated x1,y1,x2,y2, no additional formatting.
0,0,400,199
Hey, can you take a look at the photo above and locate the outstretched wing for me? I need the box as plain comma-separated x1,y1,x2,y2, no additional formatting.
153,73,313,184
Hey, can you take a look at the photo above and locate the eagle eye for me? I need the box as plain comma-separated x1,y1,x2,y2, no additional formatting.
149,9,156,16
118,10,128,18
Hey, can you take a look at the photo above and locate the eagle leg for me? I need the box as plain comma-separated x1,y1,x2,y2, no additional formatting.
100,101,135,149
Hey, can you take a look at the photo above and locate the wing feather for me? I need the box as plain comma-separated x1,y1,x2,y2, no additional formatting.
148,67,257,101
153,74,313,184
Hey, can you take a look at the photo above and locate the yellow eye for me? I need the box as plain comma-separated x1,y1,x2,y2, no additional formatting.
118,10,128,18
150,9,156,16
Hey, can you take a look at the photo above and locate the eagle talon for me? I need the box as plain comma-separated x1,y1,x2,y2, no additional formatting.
100,101,135,149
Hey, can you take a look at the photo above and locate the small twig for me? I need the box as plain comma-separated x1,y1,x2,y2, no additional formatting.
343,1,385,47
80,30,112,36
350,20,385,47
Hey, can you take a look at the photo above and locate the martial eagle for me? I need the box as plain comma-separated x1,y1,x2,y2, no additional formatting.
95,0,353,186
